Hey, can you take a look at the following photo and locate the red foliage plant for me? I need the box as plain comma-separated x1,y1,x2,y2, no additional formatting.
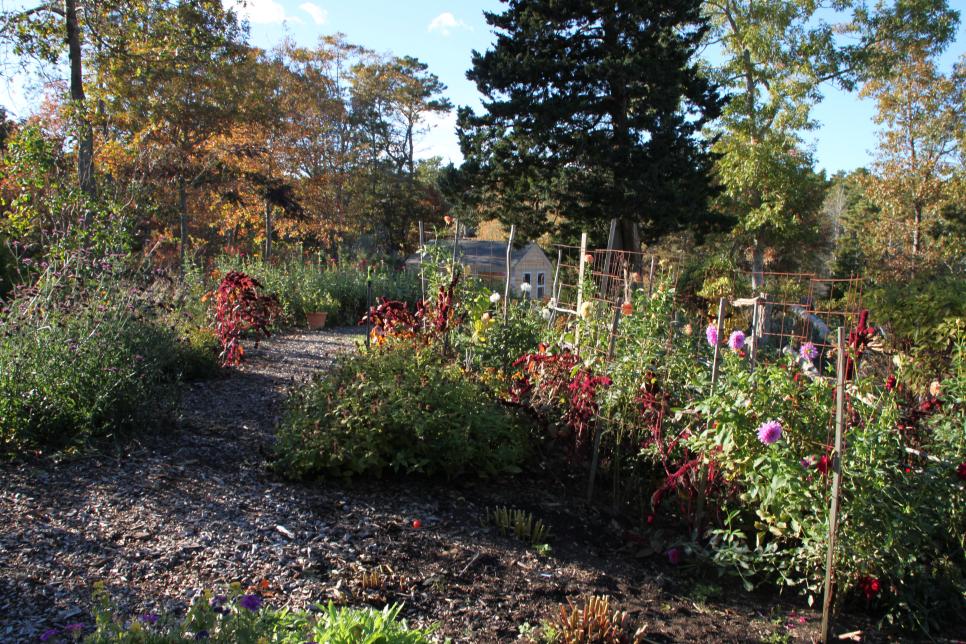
362,274,461,347
210,271,281,366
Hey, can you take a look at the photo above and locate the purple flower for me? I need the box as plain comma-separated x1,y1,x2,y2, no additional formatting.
39,628,59,641
800,342,818,361
728,330,746,351
238,594,262,612
139,613,159,625
665,547,683,565
705,324,718,347
757,420,783,445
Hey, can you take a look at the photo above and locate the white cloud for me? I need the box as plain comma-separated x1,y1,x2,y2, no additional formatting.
417,111,463,164
225,0,300,25
299,2,328,25
427,12,468,37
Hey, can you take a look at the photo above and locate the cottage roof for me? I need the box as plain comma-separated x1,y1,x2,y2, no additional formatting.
406,240,544,273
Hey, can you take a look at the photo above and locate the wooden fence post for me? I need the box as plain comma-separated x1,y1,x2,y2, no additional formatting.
821,327,848,642
503,224,516,320
646,255,657,298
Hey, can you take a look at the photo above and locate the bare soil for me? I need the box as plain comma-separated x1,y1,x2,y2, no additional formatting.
0,328,886,642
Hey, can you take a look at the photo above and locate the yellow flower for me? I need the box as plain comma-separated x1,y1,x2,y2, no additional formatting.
930,380,941,397
579,301,593,319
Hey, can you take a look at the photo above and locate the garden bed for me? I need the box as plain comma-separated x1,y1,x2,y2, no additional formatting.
0,329,893,642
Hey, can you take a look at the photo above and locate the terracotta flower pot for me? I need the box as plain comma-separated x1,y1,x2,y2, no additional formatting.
306,311,328,329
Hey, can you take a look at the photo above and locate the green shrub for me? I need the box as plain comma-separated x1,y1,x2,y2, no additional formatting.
275,344,532,479
0,306,180,453
73,582,433,643
0,256,219,454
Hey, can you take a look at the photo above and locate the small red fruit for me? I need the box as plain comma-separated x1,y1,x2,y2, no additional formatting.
621,301,633,316
412,519,422,529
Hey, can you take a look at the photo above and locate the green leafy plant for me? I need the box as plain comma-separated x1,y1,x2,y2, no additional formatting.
66,582,434,643
486,506,551,546
0,253,213,454
275,344,533,479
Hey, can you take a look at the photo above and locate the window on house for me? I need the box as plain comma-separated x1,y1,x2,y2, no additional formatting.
523,272,532,299
537,272,546,298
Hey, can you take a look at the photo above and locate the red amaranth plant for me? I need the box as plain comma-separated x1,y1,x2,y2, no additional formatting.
362,273,462,347
564,369,612,453
845,309,876,380
363,298,422,345
509,348,578,406
210,271,281,366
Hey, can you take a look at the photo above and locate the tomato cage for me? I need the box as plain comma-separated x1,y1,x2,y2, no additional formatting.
547,239,864,367
725,271,865,365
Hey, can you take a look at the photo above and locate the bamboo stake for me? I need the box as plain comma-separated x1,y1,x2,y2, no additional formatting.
694,297,727,540
821,327,848,642
503,224,516,320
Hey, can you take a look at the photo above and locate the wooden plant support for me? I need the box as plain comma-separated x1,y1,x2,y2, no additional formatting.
693,297,728,540
575,232,588,348
503,224,516,320
646,254,657,298
821,327,848,642
365,267,373,351
548,247,563,325
418,221,426,302
599,218,618,300
450,217,461,274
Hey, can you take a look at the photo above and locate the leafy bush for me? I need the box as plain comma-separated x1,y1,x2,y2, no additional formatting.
275,344,532,479
55,582,433,643
0,254,218,454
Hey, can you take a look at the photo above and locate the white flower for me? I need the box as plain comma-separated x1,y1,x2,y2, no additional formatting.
540,308,552,320
579,301,593,319
489,292,501,304
520,282,532,294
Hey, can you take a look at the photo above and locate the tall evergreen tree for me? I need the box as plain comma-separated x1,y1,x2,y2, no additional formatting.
459,0,728,248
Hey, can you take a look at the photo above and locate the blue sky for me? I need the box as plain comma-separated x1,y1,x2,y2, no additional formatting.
3,0,964,175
